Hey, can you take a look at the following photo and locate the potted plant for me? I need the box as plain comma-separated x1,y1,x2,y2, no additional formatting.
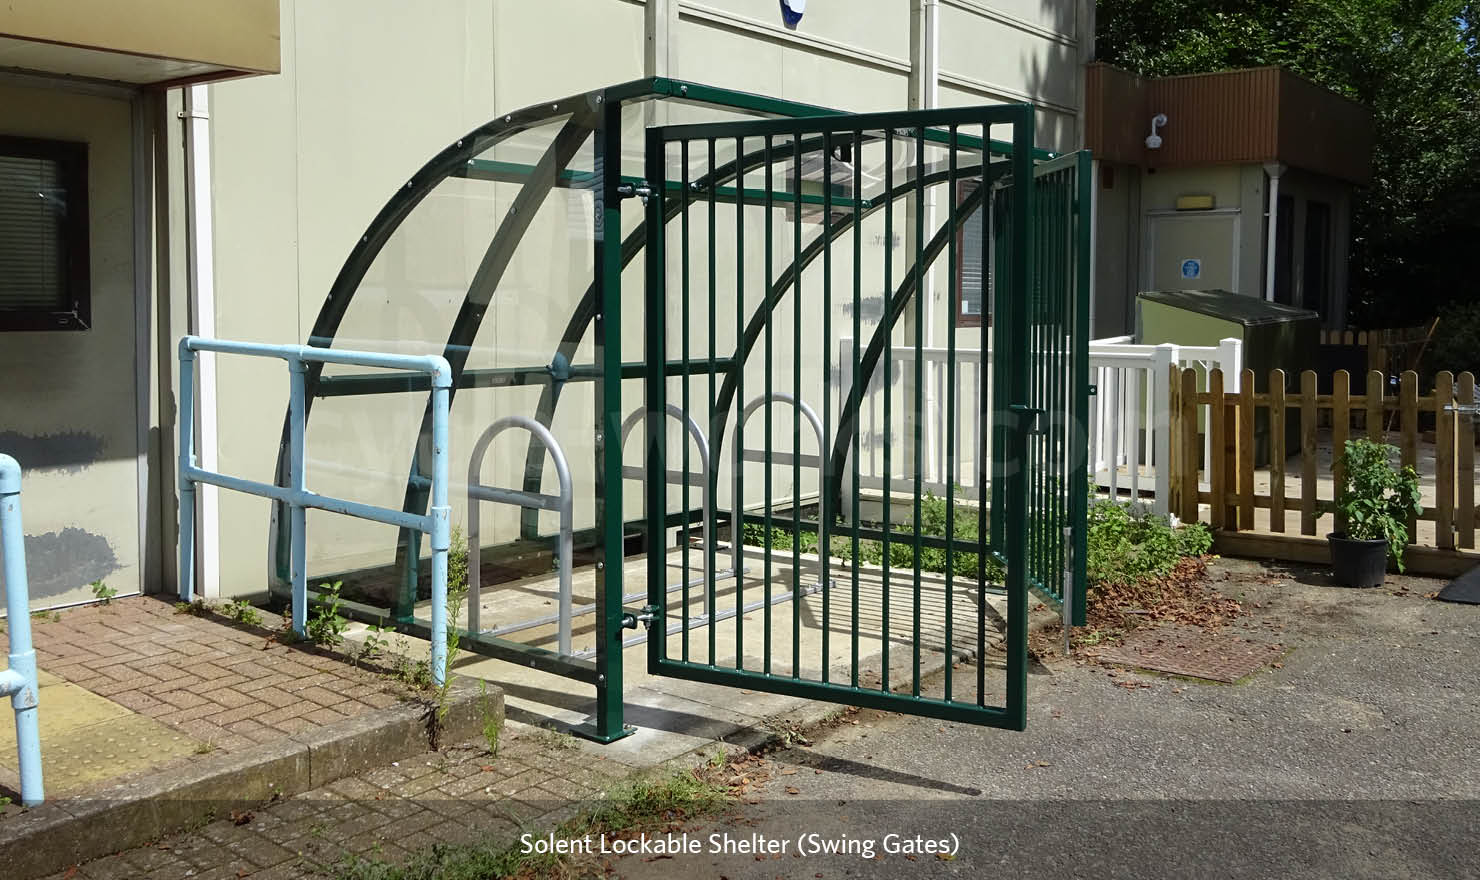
1326,438,1423,587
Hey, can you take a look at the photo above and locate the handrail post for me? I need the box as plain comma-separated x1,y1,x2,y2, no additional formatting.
1,455,43,806
288,359,308,637
428,377,452,686
178,340,197,602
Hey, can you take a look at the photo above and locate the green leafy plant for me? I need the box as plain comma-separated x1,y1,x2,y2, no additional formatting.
433,526,471,731
223,599,262,627
1085,498,1212,588
355,618,391,667
1327,438,1423,571
306,581,349,648
90,580,117,604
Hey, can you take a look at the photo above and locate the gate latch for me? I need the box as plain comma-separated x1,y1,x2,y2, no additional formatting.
621,605,662,631
1445,403,1480,416
617,181,654,205
1008,403,1048,435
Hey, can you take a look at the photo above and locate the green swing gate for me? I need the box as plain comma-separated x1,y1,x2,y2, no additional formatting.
639,105,1089,729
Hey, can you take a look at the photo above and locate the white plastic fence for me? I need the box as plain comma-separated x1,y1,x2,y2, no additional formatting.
836,336,1243,516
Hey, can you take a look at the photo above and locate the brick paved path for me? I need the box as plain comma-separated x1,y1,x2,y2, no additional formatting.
13,596,413,796
42,729,629,879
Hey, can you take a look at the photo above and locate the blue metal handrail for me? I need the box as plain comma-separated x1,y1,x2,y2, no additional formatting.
177,337,454,684
1,453,43,806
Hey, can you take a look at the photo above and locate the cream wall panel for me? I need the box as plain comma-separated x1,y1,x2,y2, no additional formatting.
684,0,912,62
492,0,643,109
938,3,1078,112
674,17,908,111
0,83,140,608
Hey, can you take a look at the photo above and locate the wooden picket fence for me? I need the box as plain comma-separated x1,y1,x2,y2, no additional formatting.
1318,321,1438,379
1168,366,1480,576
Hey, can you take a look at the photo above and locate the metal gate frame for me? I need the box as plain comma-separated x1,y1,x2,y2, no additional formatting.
641,105,1040,729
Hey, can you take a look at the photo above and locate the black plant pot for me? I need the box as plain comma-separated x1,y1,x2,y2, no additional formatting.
1327,533,1389,588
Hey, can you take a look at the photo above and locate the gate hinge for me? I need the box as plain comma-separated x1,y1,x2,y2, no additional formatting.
621,605,662,630
617,181,654,204
1008,403,1048,435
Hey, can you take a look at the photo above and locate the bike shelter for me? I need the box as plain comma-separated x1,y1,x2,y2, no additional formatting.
246,79,1089,741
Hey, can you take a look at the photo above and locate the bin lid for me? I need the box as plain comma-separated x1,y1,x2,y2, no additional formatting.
1137,289,1320,327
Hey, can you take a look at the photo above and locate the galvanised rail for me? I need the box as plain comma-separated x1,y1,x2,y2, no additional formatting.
0,454,43,806
177,337,453,685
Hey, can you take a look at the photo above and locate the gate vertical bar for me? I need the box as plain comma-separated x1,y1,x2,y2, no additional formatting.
944,126,958,701
645,128,670,674
733,135,746,670
1070,151,1092,624
820,131,833,684
1005,106,1034,728
791,133,803,678
849,128,862,688
588,97,628,741
707,137,719,667
763,134,774,676
911,127,925,695
680,139,692,663
881,132,893,692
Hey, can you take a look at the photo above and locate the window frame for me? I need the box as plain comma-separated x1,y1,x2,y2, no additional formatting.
954,178,989,328
0,134,91,331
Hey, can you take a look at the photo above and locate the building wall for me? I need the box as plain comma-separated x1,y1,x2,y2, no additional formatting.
0,79,142,609
203,0,1092,597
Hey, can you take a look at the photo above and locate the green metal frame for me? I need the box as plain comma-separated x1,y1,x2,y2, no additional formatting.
643,105,1040,729
264,76,1084,742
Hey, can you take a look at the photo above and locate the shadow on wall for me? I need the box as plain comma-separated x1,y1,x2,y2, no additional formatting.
0,430,122,601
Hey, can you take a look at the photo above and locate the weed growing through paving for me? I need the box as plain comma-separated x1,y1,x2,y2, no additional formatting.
307,581,349,648
528,724,580,752
353,618,392,668
478,679,502,758
432,526,471,733
29,610,60,623
174,599,208,616
90,579,117,605
222,599,263,627
331,766,731,880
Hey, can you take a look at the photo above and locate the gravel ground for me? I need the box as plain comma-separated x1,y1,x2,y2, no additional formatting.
605,557,1480,880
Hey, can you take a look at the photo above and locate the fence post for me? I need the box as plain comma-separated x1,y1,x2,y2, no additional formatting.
1180,368,1200,525
1332,370,1350,535
1458,372,1476,550
1401,371,1418,544
1238,368,1254,530
1,455,44,806
1209,368,1227,530
1152,344,1177,516
1269,369,1287,533
1301,371,1318,535
1436,372,1455,550
1218,338,1243,392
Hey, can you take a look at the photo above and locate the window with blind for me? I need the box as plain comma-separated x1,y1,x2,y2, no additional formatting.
955,179,989,326
0,136,90,331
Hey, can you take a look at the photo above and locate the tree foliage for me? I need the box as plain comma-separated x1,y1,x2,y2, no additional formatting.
1095,0,1480,326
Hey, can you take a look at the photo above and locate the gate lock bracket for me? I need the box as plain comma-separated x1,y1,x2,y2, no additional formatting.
1008,403,1048,435
616,181,654,205
1445,403,1480,416
621,605,663,631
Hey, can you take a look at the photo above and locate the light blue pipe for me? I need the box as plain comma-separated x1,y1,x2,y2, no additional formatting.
0,453,44,806
176,337,452,685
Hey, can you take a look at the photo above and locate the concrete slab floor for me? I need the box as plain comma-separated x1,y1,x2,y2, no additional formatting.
343,542,1028,771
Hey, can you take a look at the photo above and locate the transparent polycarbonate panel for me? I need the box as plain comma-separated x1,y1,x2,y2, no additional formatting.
297,115,600,605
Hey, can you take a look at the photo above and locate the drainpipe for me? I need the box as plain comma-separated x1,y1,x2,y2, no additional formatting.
181,86,220,598
1263,162,1285,302
1,454,44,806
